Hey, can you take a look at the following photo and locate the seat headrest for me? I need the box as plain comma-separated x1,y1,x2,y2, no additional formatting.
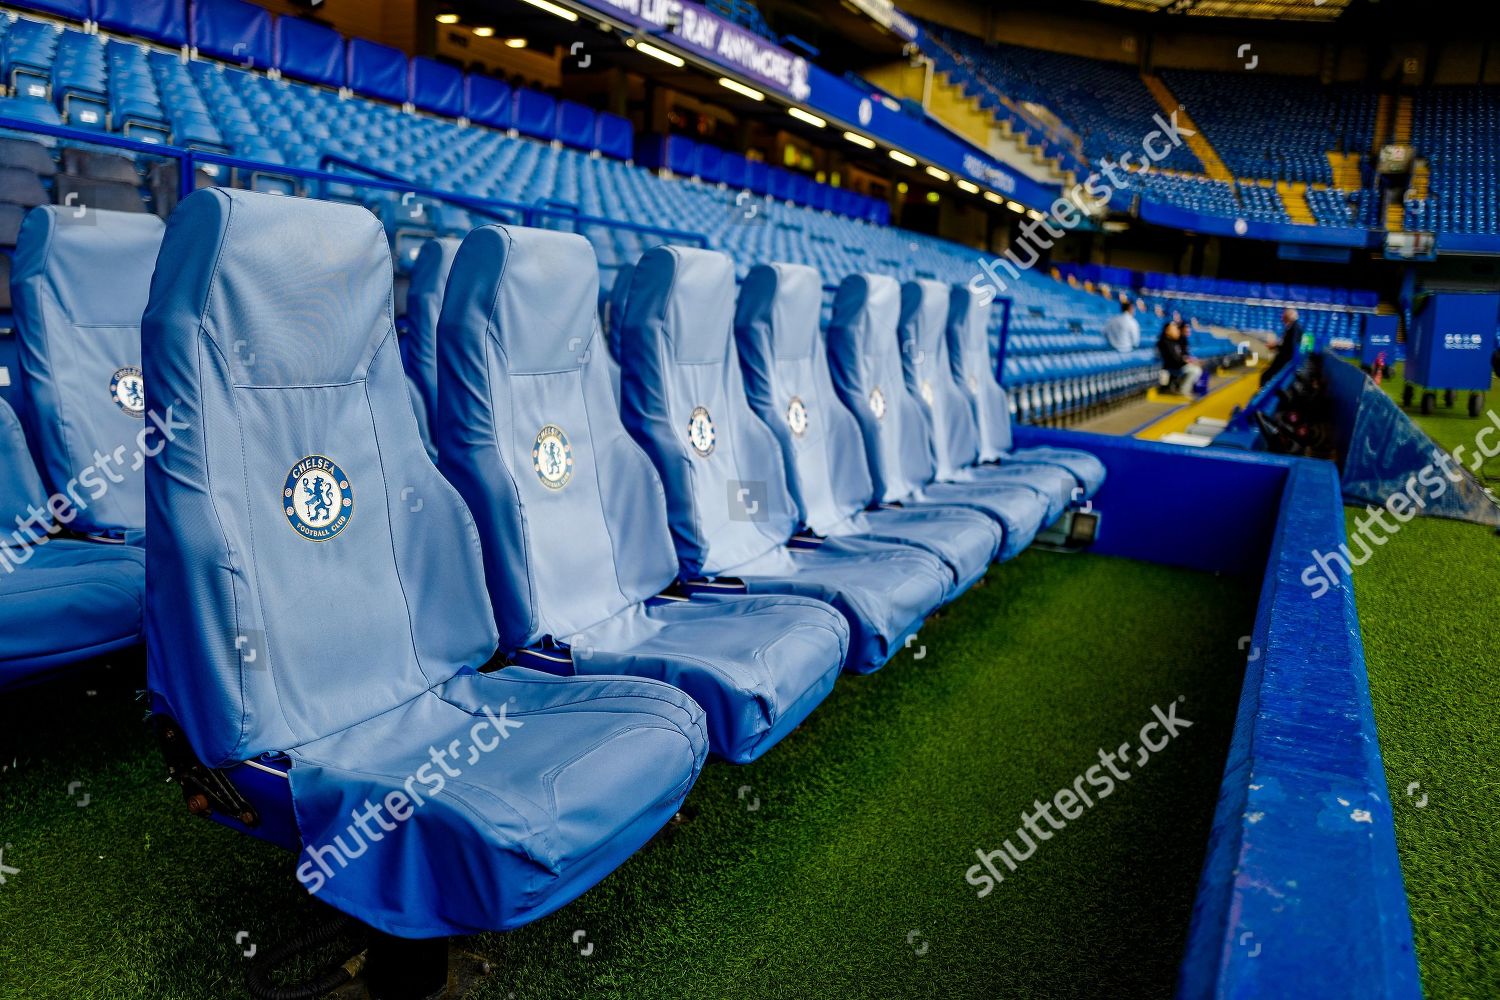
144,189,392,387
14,206,163,326
830,272,901,370
629,245,736,365
738,262,822,361
899,278,951,363
946,282,990,372
440,225,599,374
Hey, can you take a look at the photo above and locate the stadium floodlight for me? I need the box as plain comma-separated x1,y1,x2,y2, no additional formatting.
984,191,1003,204
632,40,686,67
842,131,877,149
504,37,528,48
473,25,495,37
788,107,826,128
889,149,918,167
956,179,980,194
925,166,950,181
719,77,764,101
518,0,580,21
435,12,460,24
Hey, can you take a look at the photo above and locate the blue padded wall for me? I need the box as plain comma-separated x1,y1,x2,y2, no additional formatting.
410,57,462,118
192,0,273,69
720,151,748,189
555,99,595,150
594,111,632,160
347,37,407,105
97,0,188,46
692,142,721,183
7,0,89,19
465,74,511,129
276,16,343,88
511,87,556,141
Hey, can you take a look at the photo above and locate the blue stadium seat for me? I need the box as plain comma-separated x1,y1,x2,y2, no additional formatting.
733,262,1002,597
402,236,459,460
434,225,845,762
618,245,949,674
143,188,708,937
0,395,143,691
827,274,1050,560
899,280,1074,518
12,206,164,542
947,285,1106,498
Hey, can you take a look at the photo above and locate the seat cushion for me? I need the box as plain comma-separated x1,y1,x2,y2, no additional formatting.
951,460,1074,522
912,480,1051,561
844,503,1003,597
1007,446,1107,499
0,539,143,688
730,537,949,674
286,667,707,938
570,594,847,763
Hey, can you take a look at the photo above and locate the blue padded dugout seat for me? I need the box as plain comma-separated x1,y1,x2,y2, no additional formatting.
619,246,949,674
947,284,1105,498
898,279,1074,519
402,236,460,460
733,262,1001,597
0,396,143,691
143,189,708,938
12,206,163,542
434,225,845,762
827,274,1050,560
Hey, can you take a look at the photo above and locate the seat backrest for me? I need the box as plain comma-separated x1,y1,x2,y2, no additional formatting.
143,189,496,767
12,206,163,537
899,279,982,479
401,235,459,445
605,259,634,362
618,245,800,578
0,395,49,536
435,225,678,651
946,283,1013,460
826,273,937,504
734,262,876,535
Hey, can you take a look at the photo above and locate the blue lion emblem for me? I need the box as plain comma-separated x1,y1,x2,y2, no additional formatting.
301,475,334,522
283,456,353,541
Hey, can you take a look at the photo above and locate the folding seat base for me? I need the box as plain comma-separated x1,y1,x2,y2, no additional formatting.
1002,447,1107,499
180,668,707,940
911,482,1052,562
563,595,847,764
950,462,1074,522
0,539,144,690
838,505,1003,598
723,538,950,675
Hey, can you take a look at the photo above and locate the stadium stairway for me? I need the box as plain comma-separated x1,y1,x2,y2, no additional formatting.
1141,74,1232,181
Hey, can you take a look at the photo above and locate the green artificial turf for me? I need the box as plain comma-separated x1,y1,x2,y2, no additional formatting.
1377,363,1500,485
1346,511,1500,999
0,552,1254,1000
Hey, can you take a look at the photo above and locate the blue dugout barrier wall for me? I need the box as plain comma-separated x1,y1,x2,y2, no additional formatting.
1018,426,1420,998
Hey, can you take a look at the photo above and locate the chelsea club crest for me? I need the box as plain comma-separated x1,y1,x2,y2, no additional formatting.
283,455,353,541
110,366,146,418
786,396,809,438
688,406,716,457
532,424,574,490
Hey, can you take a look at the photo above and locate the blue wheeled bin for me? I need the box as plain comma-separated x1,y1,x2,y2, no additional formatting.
1360,314,1399,377
1402,292,1499,417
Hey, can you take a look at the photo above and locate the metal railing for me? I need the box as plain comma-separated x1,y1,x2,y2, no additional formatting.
0,114,709,251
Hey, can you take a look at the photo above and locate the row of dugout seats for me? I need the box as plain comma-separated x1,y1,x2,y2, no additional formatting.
3,193,1104,943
